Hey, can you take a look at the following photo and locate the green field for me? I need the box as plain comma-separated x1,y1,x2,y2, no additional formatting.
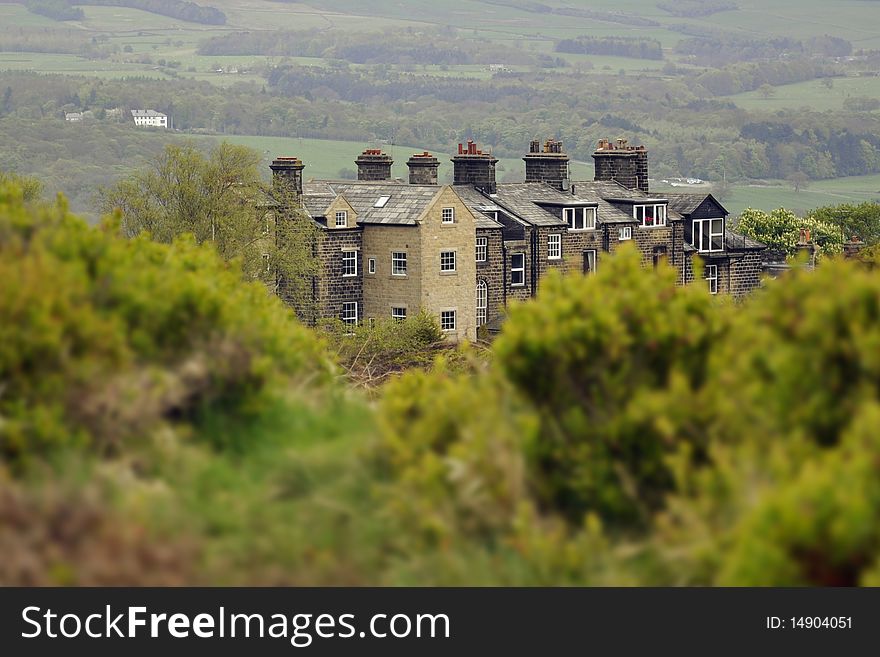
728,75,880,113
209,134,595,183
655,174,880,217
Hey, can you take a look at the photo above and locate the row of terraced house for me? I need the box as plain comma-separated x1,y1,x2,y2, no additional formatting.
268,137,766,341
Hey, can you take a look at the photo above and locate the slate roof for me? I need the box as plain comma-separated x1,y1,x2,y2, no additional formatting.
451,185,508,229
664,193,706,216
302,194,335,216
301,182,442,225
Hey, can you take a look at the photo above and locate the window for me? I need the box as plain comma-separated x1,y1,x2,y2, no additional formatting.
511,253,525,286
440,310,456,332
374,196,390,208
392,251,407,276
693,217,725,253
342,302,358,325
476,236,487,263
619,226,632,241
442,207,455,224
335,210,347,227
705,264,718,295
634,204,667,227
547,233,561,260
262,253,270,272
368,257,376,274
476,280,488,327
564,207,596,231
342,250,357,277
392,307,407,321
440,250,456,272
583,250,597,275
653,245,668,268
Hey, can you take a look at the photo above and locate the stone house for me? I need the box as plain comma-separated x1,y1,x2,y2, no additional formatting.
270,138,765,340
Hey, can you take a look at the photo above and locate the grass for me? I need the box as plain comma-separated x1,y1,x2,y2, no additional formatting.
655,174,880,217
209,134,594,183
727,76,880,113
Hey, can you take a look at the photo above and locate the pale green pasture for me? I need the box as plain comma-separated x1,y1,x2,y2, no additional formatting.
206,134,593,183
728,76,880,113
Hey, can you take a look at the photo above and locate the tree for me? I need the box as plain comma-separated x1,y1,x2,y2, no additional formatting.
737,207,843,257
787,170,809,193
757,83,776,99
98,141,271,281
809,201,880,245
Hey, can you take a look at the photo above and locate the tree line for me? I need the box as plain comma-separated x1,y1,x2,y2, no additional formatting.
555,36,663,61
198,27,551,67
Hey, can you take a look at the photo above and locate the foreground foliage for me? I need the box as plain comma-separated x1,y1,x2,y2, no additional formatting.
3,185,880,585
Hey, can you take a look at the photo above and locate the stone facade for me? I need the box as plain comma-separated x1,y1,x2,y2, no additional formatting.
729,252,764,297
419,186,478,342
362,225,422,323
272,137,766,340
316,229,363,323
476,227,505,329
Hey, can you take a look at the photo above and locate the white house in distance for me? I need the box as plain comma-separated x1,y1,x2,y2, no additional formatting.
131,109,169,128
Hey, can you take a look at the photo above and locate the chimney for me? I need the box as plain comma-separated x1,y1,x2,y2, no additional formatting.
592,138,649,193
269,156,304,202
355,148,393,181
451,140,498,194
406,151,440,185
523,137,570,189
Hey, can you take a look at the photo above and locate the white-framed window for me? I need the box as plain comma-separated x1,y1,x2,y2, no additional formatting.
368,257,376,274
564,207,597,231
705,264,718,295
392,307,407,321
442,207,455,224
342,250,357,277
335,210,347,227
342,301,358,325
392,251,407,276
476,236,487,263
440,310,456,332
634,204,667,227
262,253,270,272
476,280,488,327
583,249,597,275
693,217,725,253
511,252,525,286
440,250,456,272
547,233,562,260
619,226,632,241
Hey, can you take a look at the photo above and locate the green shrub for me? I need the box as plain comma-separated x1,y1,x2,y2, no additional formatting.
493,244,722,528
0,183,333,463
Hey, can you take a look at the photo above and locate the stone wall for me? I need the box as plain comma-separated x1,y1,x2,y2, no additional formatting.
477,227,505,329
316,229,364,322
553,225,605,278
504,230,534,304
729,251,764,297
420,187,478,341
362,225,422,322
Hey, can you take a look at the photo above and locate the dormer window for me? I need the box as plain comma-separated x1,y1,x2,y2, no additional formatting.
335,210,347,227
564,207,596,231
635,204,667,227
693,217,725,253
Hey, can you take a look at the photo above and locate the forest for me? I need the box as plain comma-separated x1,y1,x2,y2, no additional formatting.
3,161,880,585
